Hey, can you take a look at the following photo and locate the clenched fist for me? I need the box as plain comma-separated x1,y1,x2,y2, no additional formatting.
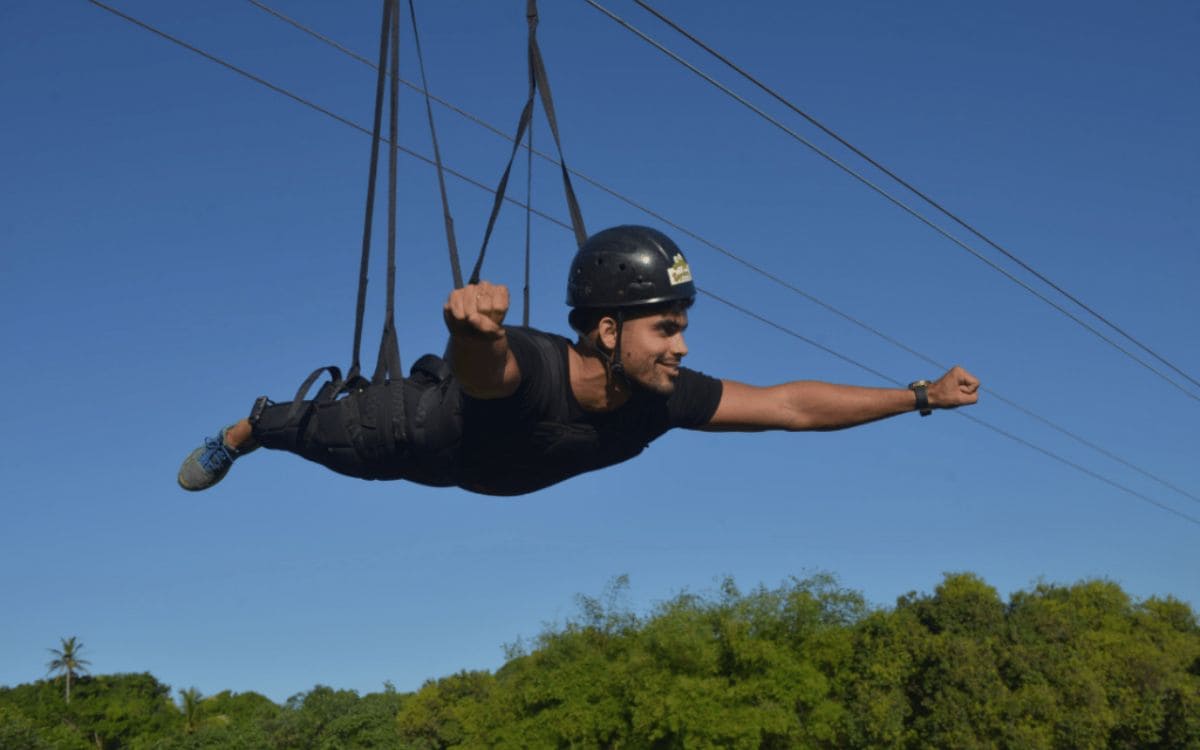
928,365,981,410
443,281,510,341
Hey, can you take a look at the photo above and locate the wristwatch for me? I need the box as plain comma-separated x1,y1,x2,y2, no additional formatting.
908,380,933,417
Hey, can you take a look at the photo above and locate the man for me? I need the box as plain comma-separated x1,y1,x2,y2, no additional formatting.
178,225,980,495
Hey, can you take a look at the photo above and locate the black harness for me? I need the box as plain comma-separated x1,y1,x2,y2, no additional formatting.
247,0,589,490
250,329,595,493
250,354,461,486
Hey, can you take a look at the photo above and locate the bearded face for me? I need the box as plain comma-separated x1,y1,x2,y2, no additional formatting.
599,310,690,395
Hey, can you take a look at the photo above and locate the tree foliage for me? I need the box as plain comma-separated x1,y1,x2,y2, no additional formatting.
2,573,1197,748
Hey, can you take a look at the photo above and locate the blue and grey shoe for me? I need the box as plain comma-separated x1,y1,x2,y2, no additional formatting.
177,426,258,491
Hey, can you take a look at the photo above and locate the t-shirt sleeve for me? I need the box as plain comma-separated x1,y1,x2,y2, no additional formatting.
495,326,564,421
666,367,723,428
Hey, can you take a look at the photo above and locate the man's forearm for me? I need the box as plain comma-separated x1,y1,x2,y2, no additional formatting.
780,381,919,431
783,364,981,430
450,331,513,399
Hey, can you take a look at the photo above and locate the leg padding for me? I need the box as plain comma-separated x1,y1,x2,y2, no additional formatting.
250,360,461,485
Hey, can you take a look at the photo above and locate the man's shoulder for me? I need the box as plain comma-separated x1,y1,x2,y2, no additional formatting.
506,325,571,346
503,326,572,395
505,326,572,371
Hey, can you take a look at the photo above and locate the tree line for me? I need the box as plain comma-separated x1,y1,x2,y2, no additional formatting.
3,572,1198,748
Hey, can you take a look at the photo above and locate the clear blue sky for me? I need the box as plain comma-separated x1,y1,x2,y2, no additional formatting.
2,0,1197,703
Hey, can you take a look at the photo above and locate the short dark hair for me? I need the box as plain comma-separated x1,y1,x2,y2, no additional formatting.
568,298,694,336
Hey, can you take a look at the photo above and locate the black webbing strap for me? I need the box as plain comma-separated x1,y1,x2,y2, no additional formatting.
520,4,536,327
527,0,587,247
285,365,343,421
346,0,394,386
469,0,587,286
372,0,404,392
522,118,533,326
611,309,626,377
470,95,534,285
408,0,464,290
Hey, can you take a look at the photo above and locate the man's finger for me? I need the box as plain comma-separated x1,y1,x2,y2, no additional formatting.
468,312,499,334
479,287,500,313
448,291,468,322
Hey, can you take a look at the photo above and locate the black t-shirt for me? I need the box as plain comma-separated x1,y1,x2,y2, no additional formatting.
456,327,723,495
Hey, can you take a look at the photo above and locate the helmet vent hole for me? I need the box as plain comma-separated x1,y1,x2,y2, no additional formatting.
618,263,627,271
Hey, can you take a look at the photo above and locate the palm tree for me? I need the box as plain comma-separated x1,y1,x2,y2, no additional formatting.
179,687,204,733
46,636,91,703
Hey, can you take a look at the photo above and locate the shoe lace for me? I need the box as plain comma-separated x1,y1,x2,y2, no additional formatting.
199,437,235,472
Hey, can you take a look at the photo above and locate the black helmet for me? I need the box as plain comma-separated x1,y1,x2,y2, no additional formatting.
566,225,695,309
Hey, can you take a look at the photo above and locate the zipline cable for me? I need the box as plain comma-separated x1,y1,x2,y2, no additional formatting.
582,0,1200,406
239,0,1200,508
699,289,1200,529
632,0,1200,396
86,1,571,234
86,1,1200,521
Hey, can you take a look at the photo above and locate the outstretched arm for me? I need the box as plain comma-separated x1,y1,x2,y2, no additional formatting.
703,366,980,432
443,282,521,399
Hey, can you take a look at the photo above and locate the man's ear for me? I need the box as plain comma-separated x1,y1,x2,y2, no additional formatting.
597,315,619,352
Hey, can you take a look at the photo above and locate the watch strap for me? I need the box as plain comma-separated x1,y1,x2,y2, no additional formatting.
909,380,933,417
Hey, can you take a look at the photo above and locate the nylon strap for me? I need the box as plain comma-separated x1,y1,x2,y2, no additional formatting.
469,0,587,285
285,365,343,421
372,0,404,392
527,2,587,247
347,0,394,385
612,309,626,377
522,118,533,326
408,0,464,289
470,95,534,285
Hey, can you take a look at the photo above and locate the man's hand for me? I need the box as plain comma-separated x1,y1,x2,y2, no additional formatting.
928,365,981,410
443,282,510,340
444,281,520,399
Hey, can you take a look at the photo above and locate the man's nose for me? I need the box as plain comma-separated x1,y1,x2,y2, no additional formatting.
673,333,688,358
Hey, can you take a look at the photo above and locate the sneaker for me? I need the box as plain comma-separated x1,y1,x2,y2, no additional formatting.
177,426,258,491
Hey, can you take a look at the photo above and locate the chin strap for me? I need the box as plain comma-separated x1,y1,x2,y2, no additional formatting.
579,310,628,385
610,310,626,378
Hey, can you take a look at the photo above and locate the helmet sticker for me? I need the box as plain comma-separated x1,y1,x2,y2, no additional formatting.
667,254,693,286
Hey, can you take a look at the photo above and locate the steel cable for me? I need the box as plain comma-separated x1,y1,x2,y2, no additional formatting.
700,289,1200,528
239,0,1200,508
632,0,1200,395
583,0,1200,405
87,0,1200,525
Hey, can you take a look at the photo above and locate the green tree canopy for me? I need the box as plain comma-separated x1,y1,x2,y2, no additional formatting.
4,573,1198,748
